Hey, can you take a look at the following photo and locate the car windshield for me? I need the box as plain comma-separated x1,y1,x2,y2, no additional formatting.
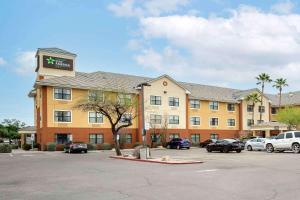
224,139,236,143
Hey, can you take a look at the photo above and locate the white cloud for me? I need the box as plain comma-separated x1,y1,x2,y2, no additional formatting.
108,0,189,17
133,5,300,91
15,51,36,76
0,57,6,65
271,0,294,14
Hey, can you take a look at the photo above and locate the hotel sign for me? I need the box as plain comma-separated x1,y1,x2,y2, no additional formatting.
43,55,73,71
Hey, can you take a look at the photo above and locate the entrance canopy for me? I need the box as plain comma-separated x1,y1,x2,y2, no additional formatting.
250,122,288,131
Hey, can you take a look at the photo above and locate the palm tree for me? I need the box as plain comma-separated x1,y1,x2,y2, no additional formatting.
273,78,288,108
256,73,272,122
245,93,261,125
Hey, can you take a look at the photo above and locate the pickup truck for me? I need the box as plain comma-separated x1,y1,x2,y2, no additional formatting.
265,131,300,153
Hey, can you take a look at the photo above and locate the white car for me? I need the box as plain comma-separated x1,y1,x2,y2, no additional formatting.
265,131,300,153
245,138,266,151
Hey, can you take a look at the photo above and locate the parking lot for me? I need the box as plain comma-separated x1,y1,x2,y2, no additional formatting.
1,148,300,200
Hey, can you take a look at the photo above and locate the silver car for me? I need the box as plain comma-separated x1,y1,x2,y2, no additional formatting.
245,138,266,151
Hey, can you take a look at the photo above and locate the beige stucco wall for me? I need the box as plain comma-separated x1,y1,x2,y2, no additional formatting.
143,77,187,129
189,101,240,130
241,94,270,130
46,87,138,128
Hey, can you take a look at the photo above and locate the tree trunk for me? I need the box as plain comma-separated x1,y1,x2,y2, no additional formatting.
113,133,122,156
260,84,264,121
279,89,282,108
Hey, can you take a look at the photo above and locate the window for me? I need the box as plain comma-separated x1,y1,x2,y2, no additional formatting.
190,117,200,125
54,88,71,100
190,99,200,109
150,95,161,105
210,118,219,126
227,103,235,111
89,112,103,123
191,134,200,143
89,134,103,144
54,111,71,122
227,119,236,127
210,133,218,139
294,132,300,138
169,133,179,140
169,97,179,107
257,120,264,124
271,107,278,114
120,113,132,123
150,114,162,124
259,106,265,113
118,94,131,105
286,133,293,139
247,105,254,112
209,101,219,110
277,134,284,139
89,90,104,102
126,134,132,144
247,119,254,126
56,134,70,144
169,115,179,124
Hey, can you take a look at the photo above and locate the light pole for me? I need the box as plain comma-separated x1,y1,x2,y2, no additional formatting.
136,82,151,148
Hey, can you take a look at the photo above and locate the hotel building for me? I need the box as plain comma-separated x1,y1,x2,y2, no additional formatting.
26,48,300,150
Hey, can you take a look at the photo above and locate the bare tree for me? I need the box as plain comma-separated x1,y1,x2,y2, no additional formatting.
75,91,137,156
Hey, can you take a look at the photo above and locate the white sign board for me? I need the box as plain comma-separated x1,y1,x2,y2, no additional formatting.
69,135,73,142
145,122,150,130
31,134,35,141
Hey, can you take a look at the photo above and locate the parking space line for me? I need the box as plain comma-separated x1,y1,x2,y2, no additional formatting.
196,169,218,173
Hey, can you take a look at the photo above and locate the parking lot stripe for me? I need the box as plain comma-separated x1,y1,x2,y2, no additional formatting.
196,169,218,173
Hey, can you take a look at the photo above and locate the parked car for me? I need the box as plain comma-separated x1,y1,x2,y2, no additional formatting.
206,139,245,153
166,138,190,149
64,142,88,153
265,131,300,153
199,139,217,148
245,138,266,151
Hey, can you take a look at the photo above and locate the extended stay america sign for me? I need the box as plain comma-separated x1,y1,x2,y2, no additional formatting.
43,55,73,71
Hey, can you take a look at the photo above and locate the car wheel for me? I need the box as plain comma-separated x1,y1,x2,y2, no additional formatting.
85,150,88,153
292,143,300,154
223,147,230,153
206,147,212,152
236,150,242,153
266,144,274,153
166,145,170,149
177,145,180,150
247,145,252,151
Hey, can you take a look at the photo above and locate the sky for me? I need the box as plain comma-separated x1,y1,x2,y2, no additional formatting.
0,0,300,125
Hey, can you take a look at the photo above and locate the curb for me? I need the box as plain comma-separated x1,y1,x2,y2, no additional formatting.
110,156,203,165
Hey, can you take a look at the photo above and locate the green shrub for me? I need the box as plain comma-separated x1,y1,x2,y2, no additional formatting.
133,142,141,148
10,144,19,149
0,144,12,153
47,142,56,151
87,143,96,150
102,143,112,150
22,144,32,151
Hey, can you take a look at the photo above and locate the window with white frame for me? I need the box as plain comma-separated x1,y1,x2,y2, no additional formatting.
258,106,265,113
191,134,200,143
55,134,71,144
150,114,162,124
169,97,179,107
210,133,218,139
54,111,71,122
89,134,104,144
150,95,161,105
169,133,179,140
210,118,219,126
89,112,103,123
190,99,200,108
247,119,254,126
118,94,131,105
54,88,71,100
247,105,254,112
227,119,236,127
209,101,219,110
227,103,235,111
120,113,132,123
169,115,179,124
190,117,200,125
89,90,104,102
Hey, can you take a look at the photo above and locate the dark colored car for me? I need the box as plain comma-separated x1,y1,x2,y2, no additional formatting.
166,138,191,149
199,139,217,148
206,139,245,153
65,142,88,153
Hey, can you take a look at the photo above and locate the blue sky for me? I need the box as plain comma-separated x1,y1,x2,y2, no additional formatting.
0,0,300,125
